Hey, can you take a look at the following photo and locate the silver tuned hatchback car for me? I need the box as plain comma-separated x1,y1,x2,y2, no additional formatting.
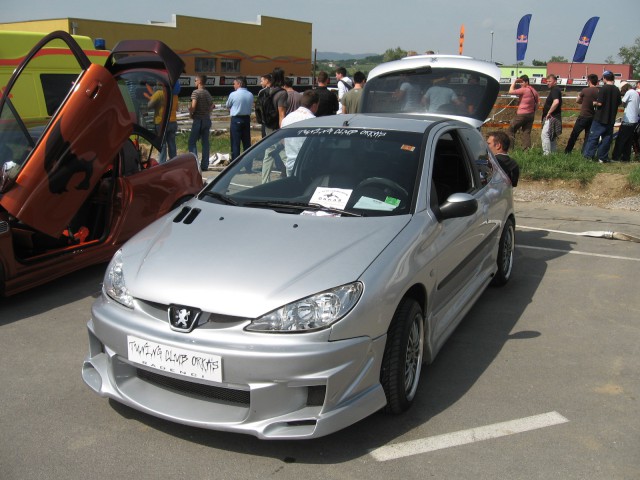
83,56,515,439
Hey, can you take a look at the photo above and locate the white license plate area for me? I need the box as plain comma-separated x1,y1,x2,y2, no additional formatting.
127,335,222,383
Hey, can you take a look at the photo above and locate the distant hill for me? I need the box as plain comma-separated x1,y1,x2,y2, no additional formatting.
315,52,378,61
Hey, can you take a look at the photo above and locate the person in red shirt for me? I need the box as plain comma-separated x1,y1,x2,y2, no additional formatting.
508,75,539,150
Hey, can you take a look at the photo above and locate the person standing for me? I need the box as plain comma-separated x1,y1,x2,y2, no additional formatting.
335,67,353,114
281,90,320,176
393,74,421,112
341,71,366,114
612,82,640,162
260,67,288,183
226,76,254,166
583,71,621,163
421,75,460,113
255,74,272,138
188,74,214,170
508,75,539,150
314,71,339,117
540,74,563,155
148,80,180,164
564,74,599,155
283,77,302,115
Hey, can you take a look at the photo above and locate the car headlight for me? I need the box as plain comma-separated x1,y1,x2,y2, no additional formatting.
246,282,363,332
103,249,133,308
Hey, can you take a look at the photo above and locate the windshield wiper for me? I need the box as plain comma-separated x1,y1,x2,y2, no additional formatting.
244,200,363,217
202,191,238,205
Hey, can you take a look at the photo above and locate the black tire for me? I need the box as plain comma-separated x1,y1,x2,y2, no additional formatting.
381,298,424,414
491,217,515,286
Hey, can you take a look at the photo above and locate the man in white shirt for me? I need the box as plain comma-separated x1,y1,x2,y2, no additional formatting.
335,67,353,114
612,82,640,162
281,90,320,175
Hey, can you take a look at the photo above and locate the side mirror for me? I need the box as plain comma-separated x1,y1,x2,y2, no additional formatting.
438,192,478,220
0,160,18,193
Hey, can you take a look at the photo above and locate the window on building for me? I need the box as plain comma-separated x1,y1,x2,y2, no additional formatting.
220,59,240,73
195,57,216,73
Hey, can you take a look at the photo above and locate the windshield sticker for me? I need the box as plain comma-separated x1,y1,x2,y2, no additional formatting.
296,128,387,139
401,145,416,152
385,196,401,207
353,196,398,211
309,187,352,210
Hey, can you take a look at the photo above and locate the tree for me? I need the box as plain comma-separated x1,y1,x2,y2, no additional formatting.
383,47,407,63
618,36,640,76
604,56,616,64
549,56,568,63
532,59,547,66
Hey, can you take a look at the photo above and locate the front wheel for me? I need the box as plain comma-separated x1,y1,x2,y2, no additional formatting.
381,298,424,414
491,217,515,286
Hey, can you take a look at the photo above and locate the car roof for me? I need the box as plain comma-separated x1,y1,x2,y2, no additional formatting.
279,113,441,134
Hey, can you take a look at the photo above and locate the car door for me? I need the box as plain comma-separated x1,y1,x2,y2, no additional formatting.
0,31,131,237
427,127,490,341
0,32,185,238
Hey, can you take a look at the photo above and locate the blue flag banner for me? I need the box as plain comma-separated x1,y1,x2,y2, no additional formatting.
516,14,532,62
572,17,599,63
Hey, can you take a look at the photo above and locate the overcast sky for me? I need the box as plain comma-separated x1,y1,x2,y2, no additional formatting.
2,0,638,66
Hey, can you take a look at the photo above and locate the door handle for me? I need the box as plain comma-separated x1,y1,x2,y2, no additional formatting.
85,81,101,99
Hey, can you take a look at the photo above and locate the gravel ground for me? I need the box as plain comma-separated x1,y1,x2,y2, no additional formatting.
514,187,640,212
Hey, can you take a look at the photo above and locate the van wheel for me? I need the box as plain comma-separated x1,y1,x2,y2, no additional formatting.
491,218,515,286
381,298,424,414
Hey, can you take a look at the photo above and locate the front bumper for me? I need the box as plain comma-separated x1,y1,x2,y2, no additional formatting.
82,295,387,439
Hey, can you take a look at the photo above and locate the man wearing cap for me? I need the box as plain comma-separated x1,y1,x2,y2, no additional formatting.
612,82,639,161
583,70,621,163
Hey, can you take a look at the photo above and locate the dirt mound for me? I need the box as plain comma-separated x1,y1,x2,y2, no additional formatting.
516,173,640,210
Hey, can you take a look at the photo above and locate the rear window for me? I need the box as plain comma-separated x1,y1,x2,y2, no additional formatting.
361,68,499,123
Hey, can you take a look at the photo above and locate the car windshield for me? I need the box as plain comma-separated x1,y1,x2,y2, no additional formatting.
206,126,423,217
361,67,499,123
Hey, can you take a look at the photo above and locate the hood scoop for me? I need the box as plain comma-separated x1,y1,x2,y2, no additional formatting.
173,207,201,225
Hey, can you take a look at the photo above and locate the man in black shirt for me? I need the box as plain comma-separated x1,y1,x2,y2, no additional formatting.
314,71,339,117
583,70,622,162
541,74,563,155
565,73,599,154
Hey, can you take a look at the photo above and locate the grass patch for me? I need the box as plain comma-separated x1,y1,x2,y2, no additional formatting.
628,165,640,190
515,149,601,185
175,131,231,154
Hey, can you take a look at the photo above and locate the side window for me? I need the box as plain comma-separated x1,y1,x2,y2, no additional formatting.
461,128,493,187
431,130,474,206
40,74,79,116
116,72,169,139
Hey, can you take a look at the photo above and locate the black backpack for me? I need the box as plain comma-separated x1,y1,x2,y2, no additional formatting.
256,87,282,129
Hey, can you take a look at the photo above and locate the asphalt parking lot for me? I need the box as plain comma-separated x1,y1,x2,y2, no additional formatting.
1,201,639,479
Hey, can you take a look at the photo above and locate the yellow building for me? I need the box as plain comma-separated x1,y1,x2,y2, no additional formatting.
0,15,312,82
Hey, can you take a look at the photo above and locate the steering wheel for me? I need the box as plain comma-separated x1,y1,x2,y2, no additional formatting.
354,177,409,206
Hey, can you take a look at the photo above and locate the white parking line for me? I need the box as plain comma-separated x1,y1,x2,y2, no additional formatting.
517,244,640,261
369,411,568,461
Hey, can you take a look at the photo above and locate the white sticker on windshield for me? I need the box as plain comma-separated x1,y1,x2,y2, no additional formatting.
309,187,352,210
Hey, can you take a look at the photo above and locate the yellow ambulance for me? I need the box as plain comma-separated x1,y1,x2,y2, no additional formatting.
0,31,109,124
